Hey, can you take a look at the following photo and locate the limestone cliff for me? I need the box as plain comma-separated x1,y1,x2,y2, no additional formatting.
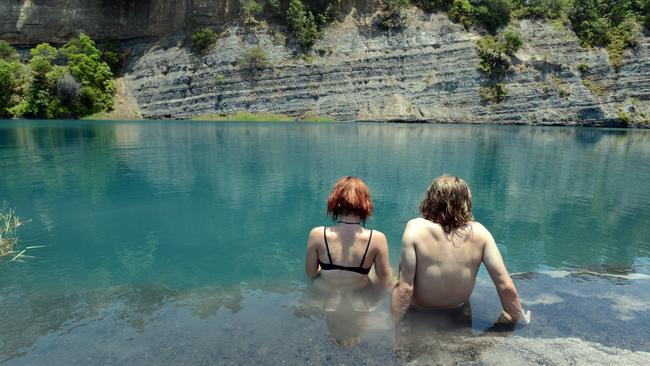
125,9,650,126
1,1,649,126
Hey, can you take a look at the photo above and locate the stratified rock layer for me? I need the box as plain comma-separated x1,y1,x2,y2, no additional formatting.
125,10,650,125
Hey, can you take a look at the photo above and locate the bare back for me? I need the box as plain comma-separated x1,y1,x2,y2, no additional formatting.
407,218,485,309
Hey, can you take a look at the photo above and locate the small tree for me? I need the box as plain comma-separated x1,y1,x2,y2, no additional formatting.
503,27,523,55
472,0,514,33
449,0,473,26
239,0,263,22
192,28,218,54
0,59,24,117
19,43,58,118
287,0,319,49
61,33,114,115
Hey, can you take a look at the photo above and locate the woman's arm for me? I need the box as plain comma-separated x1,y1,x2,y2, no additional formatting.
372,231,392,287
305,227,322,278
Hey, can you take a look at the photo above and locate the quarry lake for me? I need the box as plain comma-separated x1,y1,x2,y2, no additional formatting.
1,120,650,365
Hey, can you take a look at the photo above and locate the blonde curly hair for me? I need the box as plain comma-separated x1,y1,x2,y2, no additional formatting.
420,175,474,233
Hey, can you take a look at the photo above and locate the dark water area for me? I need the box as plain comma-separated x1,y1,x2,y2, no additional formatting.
1,121,649,364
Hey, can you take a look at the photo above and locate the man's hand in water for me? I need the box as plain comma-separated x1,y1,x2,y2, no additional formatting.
497,306,531,325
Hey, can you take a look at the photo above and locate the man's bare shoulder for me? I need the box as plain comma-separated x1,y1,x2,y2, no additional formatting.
404,218,443,236
467,221,493,242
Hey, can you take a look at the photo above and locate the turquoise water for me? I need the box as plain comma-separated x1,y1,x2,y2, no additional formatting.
1,121,650,364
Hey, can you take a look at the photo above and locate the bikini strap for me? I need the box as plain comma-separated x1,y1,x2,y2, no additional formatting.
360,229,373,267
323,226,333,264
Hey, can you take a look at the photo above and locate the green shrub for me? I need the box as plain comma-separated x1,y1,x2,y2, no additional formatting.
378,0,410,30
476,28,522,78
472,0,514,33
238,47,270,70
520,0,570,19
449,0,473,26
60,34,114,115
287,0,319,48
269,0,282,16
606,16,642,68
477,36,509,77
239,0,263,21
98,39,126,74
577,62,590,75
192,28,218,54
0,59,25,117
12,35,114,119
0,40,19,62
503,27,523,55
415,0,448,13
617,107,632,125
480,83,508,103
215,74,225,83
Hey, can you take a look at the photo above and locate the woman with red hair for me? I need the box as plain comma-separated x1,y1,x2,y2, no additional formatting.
305,177,392,287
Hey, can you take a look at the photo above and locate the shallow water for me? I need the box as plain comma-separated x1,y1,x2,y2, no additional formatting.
1,121,650,364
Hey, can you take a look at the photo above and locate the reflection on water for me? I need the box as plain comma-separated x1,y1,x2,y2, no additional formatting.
297,278,387,347
1,121,650,363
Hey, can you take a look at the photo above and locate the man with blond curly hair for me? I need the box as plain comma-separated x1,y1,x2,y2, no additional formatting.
391,175,529,325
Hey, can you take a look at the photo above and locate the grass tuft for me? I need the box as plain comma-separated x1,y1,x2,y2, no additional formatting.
0,206,21,259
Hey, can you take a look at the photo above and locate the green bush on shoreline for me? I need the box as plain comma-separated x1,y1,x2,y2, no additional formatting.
0,34,114,119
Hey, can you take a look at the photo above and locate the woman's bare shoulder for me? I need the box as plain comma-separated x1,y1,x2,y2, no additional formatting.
308,226,326,239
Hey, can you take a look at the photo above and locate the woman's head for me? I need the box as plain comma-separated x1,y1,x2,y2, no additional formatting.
420,175,474,233
327,176,374,222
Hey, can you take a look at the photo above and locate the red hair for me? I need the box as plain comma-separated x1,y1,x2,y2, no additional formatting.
327,176,374,221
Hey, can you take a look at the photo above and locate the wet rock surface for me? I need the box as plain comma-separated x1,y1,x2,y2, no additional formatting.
2,272,650,365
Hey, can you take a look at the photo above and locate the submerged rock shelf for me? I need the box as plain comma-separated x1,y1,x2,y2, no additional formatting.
2,273,650,365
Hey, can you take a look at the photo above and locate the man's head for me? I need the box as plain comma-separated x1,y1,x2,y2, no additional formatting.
420,175,474,233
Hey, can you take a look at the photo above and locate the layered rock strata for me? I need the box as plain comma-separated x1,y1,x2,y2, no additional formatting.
125,9,650,125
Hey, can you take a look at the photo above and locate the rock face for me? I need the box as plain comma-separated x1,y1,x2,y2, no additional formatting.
1,2,649,126
0,0,376,44
125,9,650,125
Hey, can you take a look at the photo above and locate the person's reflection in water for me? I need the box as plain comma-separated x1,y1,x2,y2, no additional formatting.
304,276,387,347
396,303,473,362
395,303,517,363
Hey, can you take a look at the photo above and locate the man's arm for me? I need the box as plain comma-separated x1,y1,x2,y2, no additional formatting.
305,227,321,278
481,227,522,322
391,224,417,323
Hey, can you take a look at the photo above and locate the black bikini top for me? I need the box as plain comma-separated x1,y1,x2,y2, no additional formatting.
318,226,373,275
